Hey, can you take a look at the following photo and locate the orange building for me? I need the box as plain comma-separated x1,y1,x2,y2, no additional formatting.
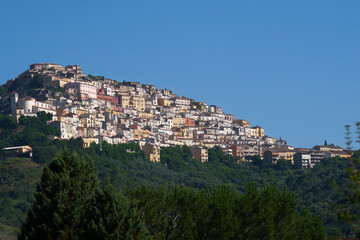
185,117,195,127
229,145,244,161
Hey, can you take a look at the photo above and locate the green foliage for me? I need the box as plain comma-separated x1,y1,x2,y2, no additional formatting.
19,151,98,240
0,114,18,129
126,184,325,240
15,150,325,239
0,158,40,228
345,125,353,150
28,74,44,89
0,85,8,97
235,184,324,239
160,145,200,171
334,157,360,237
53,87,66,93
18,112,60,136
250,155,263,166
88,74,104,80
32,145,60,164
25,89,36,97
353,150,360,159
85,182,149,239
96,141,145,161
8,79,22,92
277,158,292,171
0,115,354,237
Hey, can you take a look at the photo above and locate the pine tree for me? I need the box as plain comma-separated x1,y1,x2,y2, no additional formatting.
84,182,149,240
345,125,353,150
18,151,98,240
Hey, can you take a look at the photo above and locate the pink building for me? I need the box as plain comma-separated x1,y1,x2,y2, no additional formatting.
66,82,97,100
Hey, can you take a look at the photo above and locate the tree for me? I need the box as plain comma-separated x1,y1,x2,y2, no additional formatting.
126,184,325,240
356,122,360,146
332,123,360,237
277,158,292,171
0,114,18,129
28,74,44,89
250,155,263,166
235,183,325,240
0,85,8,97
18,151,98,240
345,125,352,150
84,182,149,240
334,157,360,238
18,112,60,137
8,78,22,92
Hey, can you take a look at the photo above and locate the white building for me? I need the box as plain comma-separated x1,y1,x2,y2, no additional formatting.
294,153,312,169
12,95,56,120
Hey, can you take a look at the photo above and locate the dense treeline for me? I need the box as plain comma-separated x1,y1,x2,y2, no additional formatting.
0,112,59,151
0,112,358,237
19,151,325,240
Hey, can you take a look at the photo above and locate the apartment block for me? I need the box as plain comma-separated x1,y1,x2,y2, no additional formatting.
190,146,208,162
142,143,161,162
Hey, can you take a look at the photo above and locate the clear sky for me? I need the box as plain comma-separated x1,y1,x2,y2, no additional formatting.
1,0,359,148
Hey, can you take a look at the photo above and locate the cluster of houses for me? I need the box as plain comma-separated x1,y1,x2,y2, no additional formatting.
5,63,353,167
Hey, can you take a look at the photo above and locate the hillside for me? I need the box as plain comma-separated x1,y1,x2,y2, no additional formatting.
0,64,358,237
2,63,351,166
0,158,40,239
0,118,357,237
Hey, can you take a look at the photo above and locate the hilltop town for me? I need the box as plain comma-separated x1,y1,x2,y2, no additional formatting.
0,63,352,168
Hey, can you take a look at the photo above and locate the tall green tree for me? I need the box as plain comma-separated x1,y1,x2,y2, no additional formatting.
126,184,325,240
335,157,360,238
235,183,324,240
84,182,149,240
18,151,98,240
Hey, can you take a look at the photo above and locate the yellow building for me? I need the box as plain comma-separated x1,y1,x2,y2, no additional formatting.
337,153,352,158
44,76,73,88
141,129,150,138
264,149,296,164
3,145,32,154
82,137,98,148
172,117,185,127
234,119,250,128
191,102,205,110
119,95,145,111
158,98,171,107
111,110,122,117
90,80,98,87
172,127,193,139
96,112,105,121
183,128,193,139
79,114,95,128
119,95,131,108
252,126,264,138
190,146,208,162
57,78,72,87
142,143,161,162
139,112,153,119
76,109,88,116
131,96,145,111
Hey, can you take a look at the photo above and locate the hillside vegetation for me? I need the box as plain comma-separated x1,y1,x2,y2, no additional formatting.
0,113,358,238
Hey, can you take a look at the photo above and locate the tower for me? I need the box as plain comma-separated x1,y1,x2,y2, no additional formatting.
10,92,18,119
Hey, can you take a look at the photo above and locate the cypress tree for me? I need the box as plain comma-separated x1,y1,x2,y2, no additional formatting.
18,151,98,240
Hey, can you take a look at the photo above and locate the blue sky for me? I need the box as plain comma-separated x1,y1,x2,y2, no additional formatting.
1,0,359,148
